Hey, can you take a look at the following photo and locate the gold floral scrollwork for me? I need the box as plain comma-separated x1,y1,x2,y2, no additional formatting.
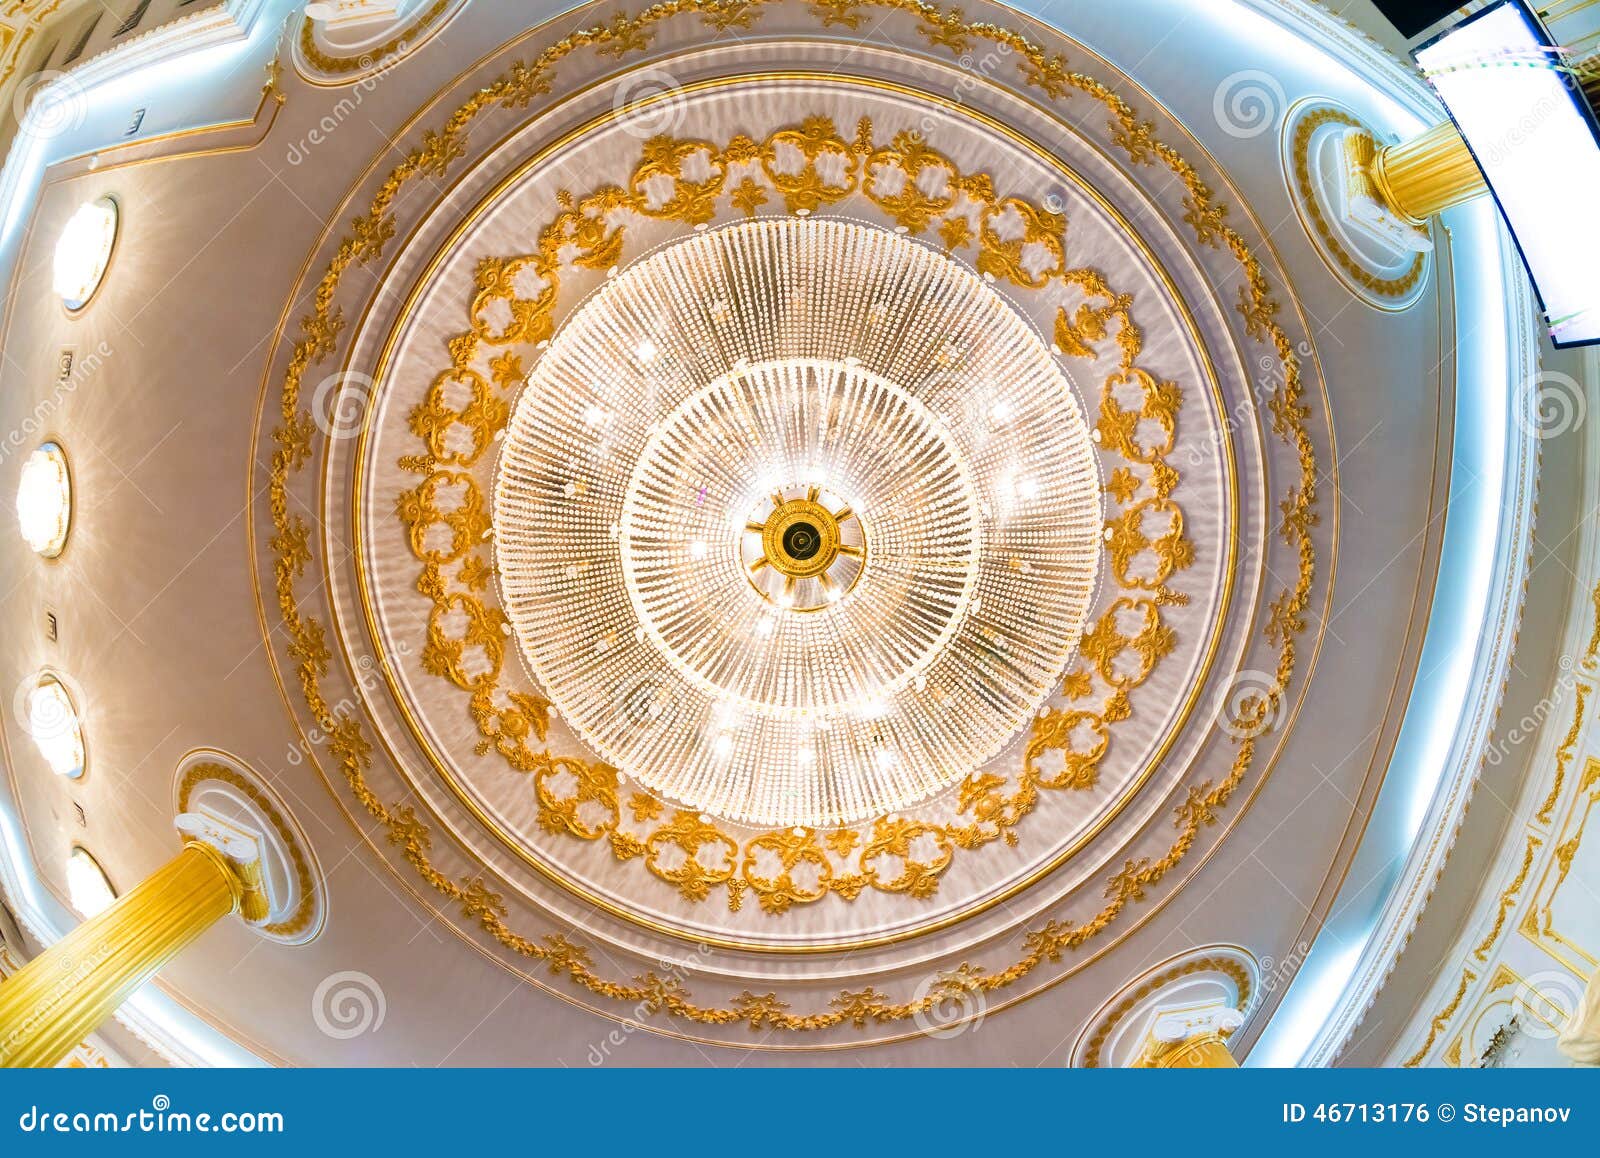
1056,269,1138,363
422,592,507,690
976,196,1066,288
1104,499,1194,601
807,0,864,29
761,116,862,213
631,137,727,224
626,811,740,902
543,186,631,271
396,472,490,565
469,686,552,769
860,817,955,897
469,255,558,346
1025,709,1111,790
1098,366,1182,463
408,368,507,467
864,132,960,234
535,754,621,841
744,829,835,913
1080,598,1177,690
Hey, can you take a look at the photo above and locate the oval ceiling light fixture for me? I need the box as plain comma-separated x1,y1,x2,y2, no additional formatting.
52,196,118,311
26,673,86,779
65,846,115,918
16,441,72,557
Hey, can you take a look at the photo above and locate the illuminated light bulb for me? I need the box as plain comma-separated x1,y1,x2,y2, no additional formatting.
66,847,115,918
584,404,608,426
635,339,659,364
53,197,118,310
688,539,708,561
27,674,85,779
16,442,71,557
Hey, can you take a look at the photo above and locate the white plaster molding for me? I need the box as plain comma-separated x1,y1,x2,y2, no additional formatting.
1315,224,1541,1066
1238,0,1442,121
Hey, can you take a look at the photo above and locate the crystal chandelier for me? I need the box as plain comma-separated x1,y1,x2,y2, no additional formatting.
495,218,1101,828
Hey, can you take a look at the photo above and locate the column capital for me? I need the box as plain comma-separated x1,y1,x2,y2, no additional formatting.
1139,1006,1244,1068
174,812,272,925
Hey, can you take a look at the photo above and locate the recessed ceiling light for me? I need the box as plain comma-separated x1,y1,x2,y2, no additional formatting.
26,673,85,779
66,846,115,918
16,441,71,557
53,197,118,311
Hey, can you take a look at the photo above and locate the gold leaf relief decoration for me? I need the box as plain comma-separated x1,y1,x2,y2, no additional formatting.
264,0,1320,1033
395,114,1198,914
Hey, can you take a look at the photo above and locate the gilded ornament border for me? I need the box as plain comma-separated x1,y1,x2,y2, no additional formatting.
343,66,1250,955
1401,599,1600,1064
175,761,319,940
295,0,459,81
1521,755,1600,976
386,108,1200,919
1284,103,1427,305
1080,952,1253,1068
265,0,1321,1033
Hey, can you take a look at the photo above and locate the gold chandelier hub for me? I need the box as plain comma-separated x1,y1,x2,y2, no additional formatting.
746,487,864,608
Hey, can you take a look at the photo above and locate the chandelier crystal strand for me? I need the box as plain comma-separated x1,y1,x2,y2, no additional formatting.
495,218,1102,828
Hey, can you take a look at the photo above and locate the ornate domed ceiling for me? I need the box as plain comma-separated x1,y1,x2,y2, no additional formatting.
0,0,1582,1068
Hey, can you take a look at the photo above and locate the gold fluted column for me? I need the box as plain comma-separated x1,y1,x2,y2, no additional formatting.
1369,120,1488,223
0,842,245,1068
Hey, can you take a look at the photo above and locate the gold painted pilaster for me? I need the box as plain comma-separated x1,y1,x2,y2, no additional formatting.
1370,121,1488,224
0,843,244,1069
